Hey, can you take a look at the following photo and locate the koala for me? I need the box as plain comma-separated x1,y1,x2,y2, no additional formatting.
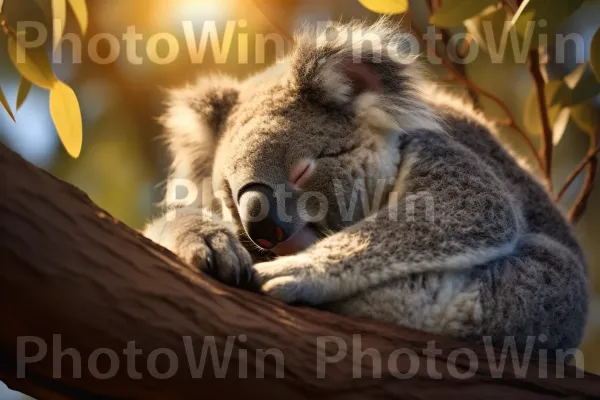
145,20,588,351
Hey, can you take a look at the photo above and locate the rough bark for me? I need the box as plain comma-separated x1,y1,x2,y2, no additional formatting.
0,143,599,400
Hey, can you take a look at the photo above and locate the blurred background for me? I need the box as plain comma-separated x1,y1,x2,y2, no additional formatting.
0,0,599,397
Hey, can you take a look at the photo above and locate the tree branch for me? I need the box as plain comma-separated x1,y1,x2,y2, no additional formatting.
1,145,600,399
568,147,598,223
527,49,554,190
557,146,600,202
427,0,480,107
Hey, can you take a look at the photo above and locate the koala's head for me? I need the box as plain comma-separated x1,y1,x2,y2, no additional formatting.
162,20,439,256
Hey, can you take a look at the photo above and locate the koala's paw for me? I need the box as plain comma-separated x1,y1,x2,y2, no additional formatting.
252,255,325,305
146,212,253,287
178,227,253,287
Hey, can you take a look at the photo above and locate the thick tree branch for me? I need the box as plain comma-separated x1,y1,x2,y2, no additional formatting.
1,145,600,399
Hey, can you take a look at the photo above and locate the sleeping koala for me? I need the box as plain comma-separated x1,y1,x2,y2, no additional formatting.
145,21,588,351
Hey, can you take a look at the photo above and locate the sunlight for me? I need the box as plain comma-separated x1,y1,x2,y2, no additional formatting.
169,0,232,24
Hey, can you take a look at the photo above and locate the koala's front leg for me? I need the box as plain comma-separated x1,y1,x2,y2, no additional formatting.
144,207,253,286
253,138,522,305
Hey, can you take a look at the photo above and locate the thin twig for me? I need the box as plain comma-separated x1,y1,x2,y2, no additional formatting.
567,138,599,224
426,0,480,106
556,145,600,201
527,49,554,191
0,12,9,35
502,0,519,14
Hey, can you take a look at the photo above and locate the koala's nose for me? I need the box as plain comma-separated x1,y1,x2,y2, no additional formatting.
238,184,290,249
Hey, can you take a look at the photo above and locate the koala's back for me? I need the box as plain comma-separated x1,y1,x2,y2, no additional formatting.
431,93,584,262
326,92,588,351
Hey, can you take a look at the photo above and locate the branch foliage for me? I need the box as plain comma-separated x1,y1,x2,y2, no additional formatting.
0,0,88,158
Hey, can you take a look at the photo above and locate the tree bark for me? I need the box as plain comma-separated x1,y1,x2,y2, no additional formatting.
0,143,599,400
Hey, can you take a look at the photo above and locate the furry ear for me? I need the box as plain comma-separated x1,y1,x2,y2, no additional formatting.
161,75,239,180
290,20,441,132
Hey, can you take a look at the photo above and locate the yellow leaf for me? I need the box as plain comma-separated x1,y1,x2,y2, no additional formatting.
8,35,57,89
570,101,600,135
551,108,570,145
0,85,16,122
67,0,88,35
52,0,67,49
49,81,83,158
358,0,408,14
591,27,600,82
16,77,32,111
0,0,4,12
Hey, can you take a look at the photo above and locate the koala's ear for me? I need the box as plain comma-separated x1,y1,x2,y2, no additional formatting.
290,20,440,132
161,75,239,179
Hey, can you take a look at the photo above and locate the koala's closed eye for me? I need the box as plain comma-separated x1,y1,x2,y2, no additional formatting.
316,143,361,159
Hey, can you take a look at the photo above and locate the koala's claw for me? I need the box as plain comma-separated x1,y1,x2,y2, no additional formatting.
155,218,253,289
202,238,216,273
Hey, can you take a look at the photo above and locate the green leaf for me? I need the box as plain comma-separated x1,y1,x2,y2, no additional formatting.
464,6,509,54
591,27,600,81
67,0,88,35
0,85,16,122
8,35,57,89
570,101,600,134
357,0,408,14
569,67,600,106
16,77,33,111
551,63,600,107
52,0,67,49
524,80,563,136
511,0,585,49
430,0,497,28
49,81,83,158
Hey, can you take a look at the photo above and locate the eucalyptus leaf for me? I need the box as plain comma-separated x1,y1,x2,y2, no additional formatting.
0,85,16,122
67,0,88,35
430,0,497,28
570,101,600,134
7,35,57,90
511,0,585,50
358,0,408,14
464,7,518,63
16,77,32,111
591,27,600,81
52,0,67,49
49,81,83,158
551,64,600,107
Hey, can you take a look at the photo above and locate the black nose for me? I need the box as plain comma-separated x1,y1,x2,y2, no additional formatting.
238,184,290,249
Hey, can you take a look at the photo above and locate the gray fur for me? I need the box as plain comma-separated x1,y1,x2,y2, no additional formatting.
145,20,588,351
